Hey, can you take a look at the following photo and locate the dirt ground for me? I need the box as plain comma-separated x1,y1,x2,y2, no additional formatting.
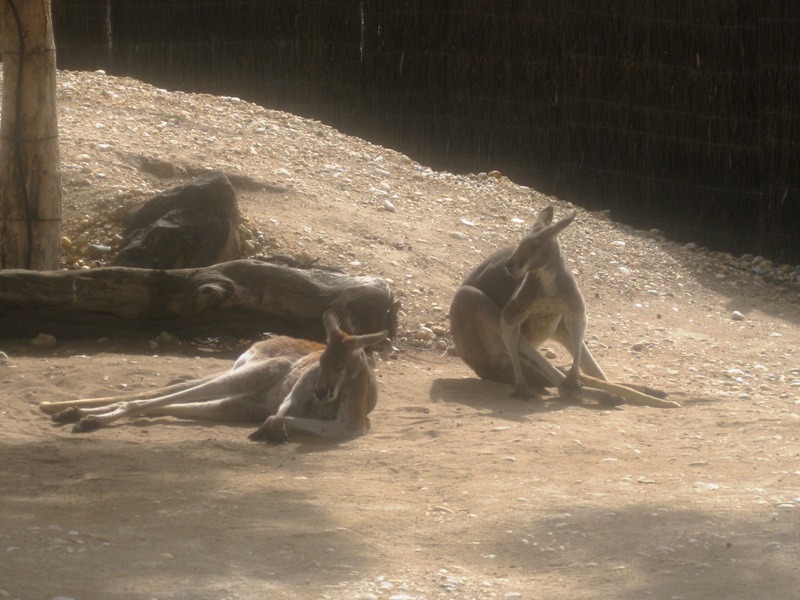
1,69,799,600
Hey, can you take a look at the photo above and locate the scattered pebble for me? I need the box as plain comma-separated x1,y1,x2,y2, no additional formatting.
87,243,112,258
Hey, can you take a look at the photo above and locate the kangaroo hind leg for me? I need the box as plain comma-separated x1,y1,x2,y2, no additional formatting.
64,357,293,433
38,372,220,415
450,285,550,394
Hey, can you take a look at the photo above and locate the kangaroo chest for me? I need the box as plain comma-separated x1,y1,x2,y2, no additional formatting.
519,298,568,346
504,271,579,345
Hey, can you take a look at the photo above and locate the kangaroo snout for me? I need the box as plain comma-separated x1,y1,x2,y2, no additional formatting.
505,255,528,278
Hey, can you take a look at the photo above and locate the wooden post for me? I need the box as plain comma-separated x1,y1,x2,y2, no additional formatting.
0,0,62,270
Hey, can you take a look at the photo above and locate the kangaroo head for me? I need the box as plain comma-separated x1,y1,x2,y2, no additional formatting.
505,207,576,278
314,310,388,402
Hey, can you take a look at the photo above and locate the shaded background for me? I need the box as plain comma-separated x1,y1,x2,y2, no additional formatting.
51,0,799,263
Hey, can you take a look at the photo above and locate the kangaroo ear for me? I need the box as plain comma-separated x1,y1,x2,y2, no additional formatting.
532,206,554,231
322,310,342,338
351,330,388,351
548,210,577,235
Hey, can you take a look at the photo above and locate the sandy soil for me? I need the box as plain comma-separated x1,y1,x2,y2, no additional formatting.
1,68,799,600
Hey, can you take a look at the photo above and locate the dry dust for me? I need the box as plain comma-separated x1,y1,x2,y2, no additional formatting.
1,68,799,600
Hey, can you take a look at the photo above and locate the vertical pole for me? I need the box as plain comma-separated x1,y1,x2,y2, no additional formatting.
0,0,62,270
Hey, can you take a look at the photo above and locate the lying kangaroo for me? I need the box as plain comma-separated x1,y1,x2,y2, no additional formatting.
450,206,674,407
39,310,388,443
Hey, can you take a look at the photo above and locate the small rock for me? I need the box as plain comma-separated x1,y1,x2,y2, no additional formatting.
88,243,113,258
31,333,57,348
763,542,783,552
731,310,745,321
0,351,8,364
450,231,469,240
383,199,396,212
685,242,698,250
415,326,434,341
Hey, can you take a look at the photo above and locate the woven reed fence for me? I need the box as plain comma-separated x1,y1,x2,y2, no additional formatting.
50,0,800,263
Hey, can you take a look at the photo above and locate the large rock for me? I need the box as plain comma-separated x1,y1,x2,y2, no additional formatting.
114,171,242,269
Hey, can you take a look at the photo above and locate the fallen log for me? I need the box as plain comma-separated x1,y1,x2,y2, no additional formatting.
0,259,397,341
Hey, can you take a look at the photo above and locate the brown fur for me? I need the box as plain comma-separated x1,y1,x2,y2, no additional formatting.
450,206,670,406
40,311,388,443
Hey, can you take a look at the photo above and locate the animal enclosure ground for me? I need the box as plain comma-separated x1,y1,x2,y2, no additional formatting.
1,68,799,600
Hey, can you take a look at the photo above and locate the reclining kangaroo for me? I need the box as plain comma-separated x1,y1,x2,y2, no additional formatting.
39,310,388,443
450,206,676,407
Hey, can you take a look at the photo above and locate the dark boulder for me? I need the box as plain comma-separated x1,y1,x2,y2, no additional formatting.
114,171,241,269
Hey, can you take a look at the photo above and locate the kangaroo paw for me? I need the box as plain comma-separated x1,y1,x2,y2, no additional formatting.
557,379,583,403
52,407,83,424
593,389,625,406
71,416,102,433
249,416,288,445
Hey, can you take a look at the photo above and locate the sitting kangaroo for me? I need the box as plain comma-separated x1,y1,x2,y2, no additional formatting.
39,310,388,443
450,206,672,407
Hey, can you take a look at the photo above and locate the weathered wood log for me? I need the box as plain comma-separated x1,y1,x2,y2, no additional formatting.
0,259,397,341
